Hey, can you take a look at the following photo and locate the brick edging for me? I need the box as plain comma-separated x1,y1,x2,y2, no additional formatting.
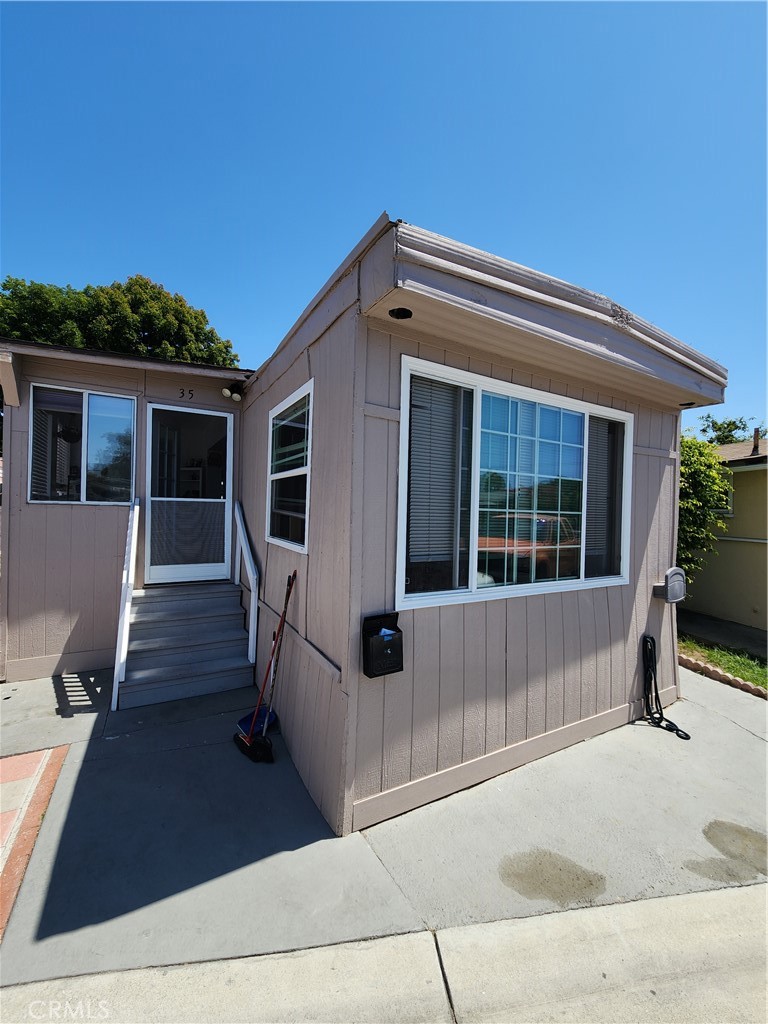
678,654,767,700
0,744,70,940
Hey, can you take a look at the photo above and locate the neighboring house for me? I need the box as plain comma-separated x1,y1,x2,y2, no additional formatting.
0,214,727,835
685,433,767,631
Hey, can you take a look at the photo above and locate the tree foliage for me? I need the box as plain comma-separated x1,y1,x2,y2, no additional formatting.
677,434,732,583
698,413,767,446
0,275,238,367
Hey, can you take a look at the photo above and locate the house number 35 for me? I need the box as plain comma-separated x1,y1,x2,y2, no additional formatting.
179,388,195,400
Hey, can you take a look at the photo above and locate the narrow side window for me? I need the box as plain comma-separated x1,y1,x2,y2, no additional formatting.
267,382,313,552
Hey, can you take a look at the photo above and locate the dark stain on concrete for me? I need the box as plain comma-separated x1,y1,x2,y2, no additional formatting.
684,820,767,883
498,849,606,908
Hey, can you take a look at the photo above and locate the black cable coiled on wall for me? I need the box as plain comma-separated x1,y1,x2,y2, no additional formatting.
642,634,691,741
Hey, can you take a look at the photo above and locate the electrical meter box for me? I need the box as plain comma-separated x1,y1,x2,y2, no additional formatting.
653,567,687,604
362,612,403,678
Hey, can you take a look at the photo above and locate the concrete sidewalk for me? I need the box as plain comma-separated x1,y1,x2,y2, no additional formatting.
0,666,766,1021
1,885,765,1023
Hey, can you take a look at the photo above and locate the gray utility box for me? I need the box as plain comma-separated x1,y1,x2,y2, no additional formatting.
362,613,403,678
653,567,687,604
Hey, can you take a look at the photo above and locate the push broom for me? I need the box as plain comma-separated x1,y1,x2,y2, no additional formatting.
234,570,296,762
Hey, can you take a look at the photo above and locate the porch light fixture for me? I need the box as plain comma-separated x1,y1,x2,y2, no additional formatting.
679,402,696,408
222,382,244,402
388,307,413,320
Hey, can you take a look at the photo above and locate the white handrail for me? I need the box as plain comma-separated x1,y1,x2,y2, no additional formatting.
234,501,259,664
111,499,140,712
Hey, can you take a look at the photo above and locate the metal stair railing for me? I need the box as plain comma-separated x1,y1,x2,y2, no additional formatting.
234,501,260,664
111,498,140,712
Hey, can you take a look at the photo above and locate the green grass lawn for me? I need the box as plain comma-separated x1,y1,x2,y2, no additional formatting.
678,635,767,690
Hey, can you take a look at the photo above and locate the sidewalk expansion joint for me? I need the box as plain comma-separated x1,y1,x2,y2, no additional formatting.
432,931,458,1024
360,831,432,931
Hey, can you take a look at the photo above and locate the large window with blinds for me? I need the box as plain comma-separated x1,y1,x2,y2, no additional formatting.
266,380,313,553
397,358,632,608
29,385,135,503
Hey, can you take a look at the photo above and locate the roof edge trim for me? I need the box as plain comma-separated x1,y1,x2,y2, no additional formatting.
0,338,254,380
394,223,727,389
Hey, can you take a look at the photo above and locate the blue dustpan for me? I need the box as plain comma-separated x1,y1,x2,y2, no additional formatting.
236,706,278,739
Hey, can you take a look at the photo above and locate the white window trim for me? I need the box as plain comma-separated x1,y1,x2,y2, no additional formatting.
265,379,314,555
28,383,137,506
396,356,634,611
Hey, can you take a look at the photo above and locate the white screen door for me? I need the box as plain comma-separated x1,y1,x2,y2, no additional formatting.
146,405,233,584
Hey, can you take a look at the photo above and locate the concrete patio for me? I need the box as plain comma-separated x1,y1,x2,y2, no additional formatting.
0,665,765,1020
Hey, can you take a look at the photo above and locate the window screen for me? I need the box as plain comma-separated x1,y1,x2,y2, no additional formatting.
267,384,313,550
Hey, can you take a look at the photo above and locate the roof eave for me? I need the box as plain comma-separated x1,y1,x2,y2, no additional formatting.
0,337,254,381
392,222,727,391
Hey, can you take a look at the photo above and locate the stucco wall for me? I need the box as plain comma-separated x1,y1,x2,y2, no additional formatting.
685,467,767,629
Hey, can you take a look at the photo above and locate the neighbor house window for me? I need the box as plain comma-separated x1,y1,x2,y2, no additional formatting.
29,386,135,503
398,357,633,608
266,380,313,552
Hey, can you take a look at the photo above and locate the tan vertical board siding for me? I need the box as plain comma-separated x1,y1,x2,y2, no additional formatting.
255,600,347,833
462,601,487,762
305,315,355,666
410,605,441,780
322,681,349,830
5,419,27,665
246,354,312,638
607,587,627,708
561,590,582,726
365,329,392,405
593,585,612,714
437,603,465,771
484,599,507,754
524,596,547,740
240,310,356,833
381,610,415,791
505,598,527,746
577,589,598,720
350,329,683,826
45,508,73,655
544,593,565,732
17,505,48,660
355,413,389,799
67,506,97,655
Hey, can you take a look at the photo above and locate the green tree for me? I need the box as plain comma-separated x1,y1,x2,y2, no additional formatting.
0,275,238,367
698,414,767,445
677,434,732,583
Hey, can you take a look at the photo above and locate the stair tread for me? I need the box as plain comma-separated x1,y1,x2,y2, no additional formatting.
121,666,253,695
131,604,243,622
119,669,253,708
124,655,253,686
133,583,241,600
128,628,248,653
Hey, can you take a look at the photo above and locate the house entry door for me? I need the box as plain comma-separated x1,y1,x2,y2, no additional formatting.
145,405,233,584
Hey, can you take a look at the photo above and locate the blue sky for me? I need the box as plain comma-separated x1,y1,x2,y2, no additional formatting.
2,2,765,434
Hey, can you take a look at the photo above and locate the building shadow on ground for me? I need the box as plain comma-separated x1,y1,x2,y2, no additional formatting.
34,688,334,939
